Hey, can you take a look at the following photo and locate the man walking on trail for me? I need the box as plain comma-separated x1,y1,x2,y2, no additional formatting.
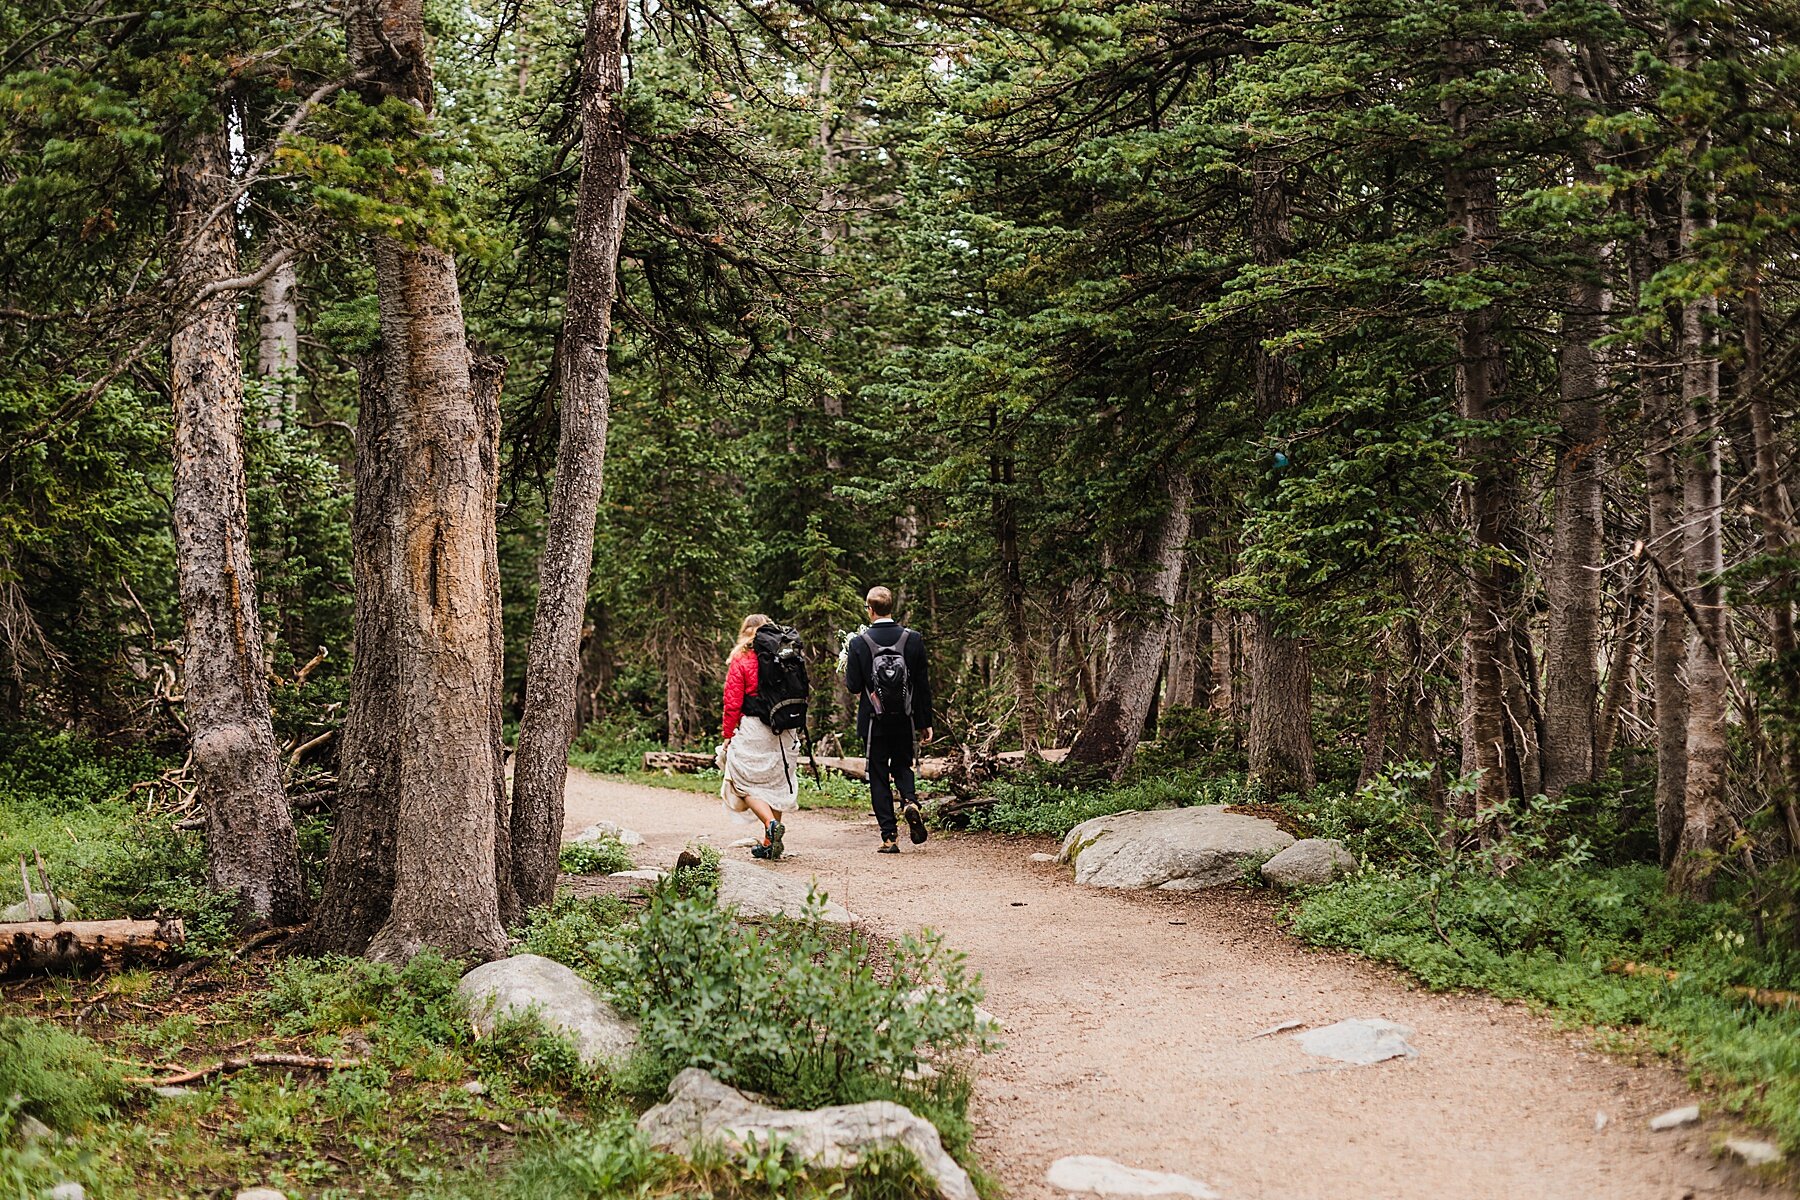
843,586,934,854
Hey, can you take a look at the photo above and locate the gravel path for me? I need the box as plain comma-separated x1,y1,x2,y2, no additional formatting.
562,768,1772,1200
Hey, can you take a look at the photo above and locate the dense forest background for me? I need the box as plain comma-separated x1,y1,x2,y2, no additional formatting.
3,0,1798,917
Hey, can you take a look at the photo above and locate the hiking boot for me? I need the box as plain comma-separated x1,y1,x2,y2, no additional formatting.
902,801,928,845
767,820,785,860
751,844,772,860
877,840,900,855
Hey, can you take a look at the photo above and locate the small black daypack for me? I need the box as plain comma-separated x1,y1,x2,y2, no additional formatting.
860,627,913,719
743,623,811,733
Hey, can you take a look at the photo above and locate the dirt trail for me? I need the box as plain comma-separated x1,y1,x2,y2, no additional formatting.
562,768,1772,1200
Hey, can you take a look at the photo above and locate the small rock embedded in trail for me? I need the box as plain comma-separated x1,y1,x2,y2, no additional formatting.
608,868,668,882
1723,1139,1783,1168
236,1189,290,1200
1044,1155,1220,1198
640,1068,975,1200
1057,806,1293,890
1292,1018,1417,1066
1259,839,1356,888
47,1184,85,1200
1029,852,1056,863
1593,1111,1608,1132
458,953,638,1068
1649,1105,1701,1131
1249,1019,1305,1040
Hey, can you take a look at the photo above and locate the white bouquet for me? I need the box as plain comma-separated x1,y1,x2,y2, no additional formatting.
836,625,868,677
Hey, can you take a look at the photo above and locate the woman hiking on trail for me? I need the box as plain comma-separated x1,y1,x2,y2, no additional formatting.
718,613,798,859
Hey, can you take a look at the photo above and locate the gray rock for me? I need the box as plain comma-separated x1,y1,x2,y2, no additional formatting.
570,821,645,847
1057,806,1294,890
1,893,76,922
461,1080,487,1096
1292,1018,1417,1066
47,1185,85,1200
716,860,857,924
640,1068,974,1200
1028,852,1057,863
1723,1138,1784,1168
608,869,668,882
151,1086,194,1100
1649,1105,1700,1131
458,954,638,1068
1259,839,1356,888
235,1190,289,1200
14,1114,52,1143
1044,1156,1220,1199
1593,1111,1608,1132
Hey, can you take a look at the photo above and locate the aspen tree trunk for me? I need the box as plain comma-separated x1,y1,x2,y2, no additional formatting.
1595,569,1646,770
1064,471,1192,777
1245,150,1316,798
256,258,299,427
169,106,305,929
511,0,630,913
1670,107,1730,898
1442,45,1516,822
311,0,507,962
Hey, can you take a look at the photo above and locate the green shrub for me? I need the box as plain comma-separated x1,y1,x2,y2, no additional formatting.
604,889,995,1110
559,838,636,876
568,715,667,775
1136,706,1246,777
521,893,632,972
671,843,721,900
0,1017,127,1133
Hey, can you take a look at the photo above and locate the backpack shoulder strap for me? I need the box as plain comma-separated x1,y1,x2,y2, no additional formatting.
860,629,887,657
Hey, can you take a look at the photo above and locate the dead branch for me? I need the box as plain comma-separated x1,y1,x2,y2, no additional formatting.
124,1052,365,1087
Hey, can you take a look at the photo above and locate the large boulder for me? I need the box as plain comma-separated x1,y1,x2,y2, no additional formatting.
1259,839,1356,888
2,893,77,922
1057,806,1293,890
458,954,637,1068
716,861,858,924
640,1068,975,1200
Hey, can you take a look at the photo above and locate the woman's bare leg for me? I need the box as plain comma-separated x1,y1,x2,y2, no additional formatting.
744,795,776,828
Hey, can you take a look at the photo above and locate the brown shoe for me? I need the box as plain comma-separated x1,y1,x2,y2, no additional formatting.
877,840,899,855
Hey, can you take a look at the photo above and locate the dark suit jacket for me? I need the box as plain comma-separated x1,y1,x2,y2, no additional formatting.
843,619,934,744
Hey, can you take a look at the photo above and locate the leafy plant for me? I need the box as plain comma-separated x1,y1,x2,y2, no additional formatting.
559,838,636,876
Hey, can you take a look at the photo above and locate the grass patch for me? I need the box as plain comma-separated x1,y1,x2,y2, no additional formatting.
963,770,1247,837
557,839,635,876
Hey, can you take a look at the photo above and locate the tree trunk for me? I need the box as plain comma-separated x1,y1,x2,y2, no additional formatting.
1209,604,1234,721
256,257,299,425
1542,268,1606,795
510,0,630,914
315,0,507,963
1595,567,1645,771
168,106,305,930
1670,114,1729,898
1442,49,1516,823
1635,182,1689,868
993,450,1040,752
1244,150,1316,798
1064,471,1193,778
1357,663,1390,791
1165,556,1207,710
298,359,401,955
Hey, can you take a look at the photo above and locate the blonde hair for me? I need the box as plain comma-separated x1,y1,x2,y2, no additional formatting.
730,613,771,663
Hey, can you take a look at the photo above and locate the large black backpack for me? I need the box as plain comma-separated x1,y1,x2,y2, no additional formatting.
860,627,913,719
743,624,811,733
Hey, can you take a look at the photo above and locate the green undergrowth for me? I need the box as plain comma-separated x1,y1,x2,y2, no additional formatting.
1283,767,1800,1149
2,728,993,1200
557,838,636,876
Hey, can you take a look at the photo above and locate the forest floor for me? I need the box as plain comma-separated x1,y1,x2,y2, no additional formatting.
563,766,1781,1200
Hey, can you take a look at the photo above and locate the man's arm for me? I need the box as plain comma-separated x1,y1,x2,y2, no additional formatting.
908,630,934,735
843,635,867,695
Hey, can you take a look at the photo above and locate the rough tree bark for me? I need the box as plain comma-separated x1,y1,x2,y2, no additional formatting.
168,106,305,930
1634,181,1689,868
1442,45,1517,823
1521,0,1607,800
1594,567,1645,770
1670,95,1729,897
311,0,508,962
1244,149,1316,798
1064,471,1193,778
511,0,630,914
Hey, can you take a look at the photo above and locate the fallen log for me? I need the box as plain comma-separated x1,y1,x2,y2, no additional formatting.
642,750,717,772
0,918,186,979
124,1052,364,1087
